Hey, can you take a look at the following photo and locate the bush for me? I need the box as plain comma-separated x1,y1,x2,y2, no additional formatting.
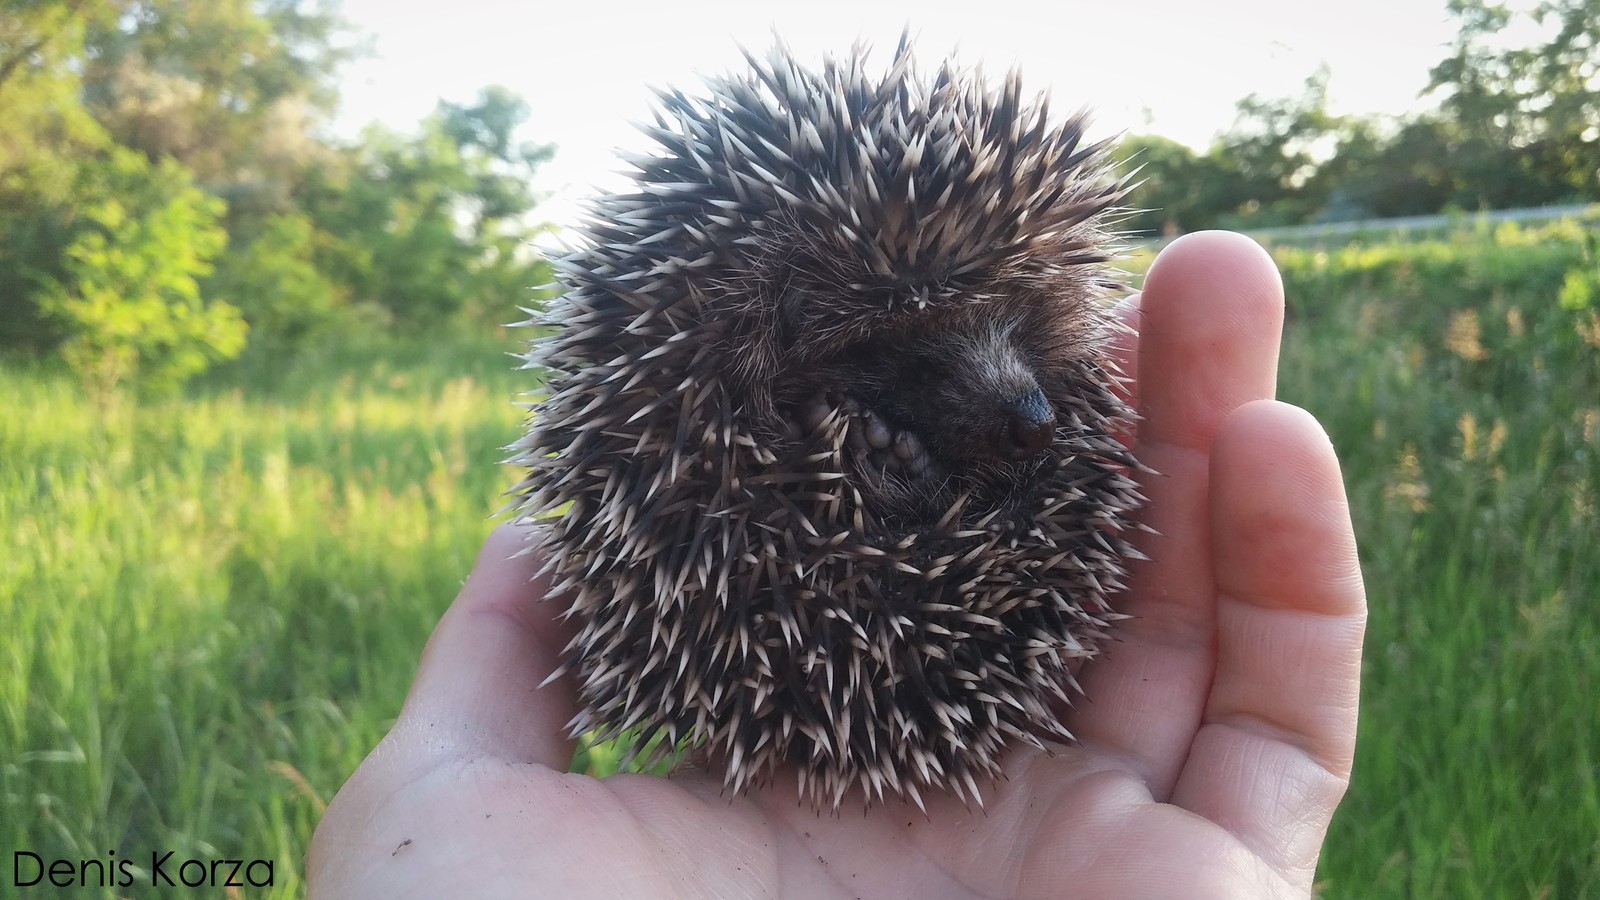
206,212,345,343
39,148,247,394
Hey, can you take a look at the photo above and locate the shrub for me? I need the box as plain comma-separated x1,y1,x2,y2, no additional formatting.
39,148,247,394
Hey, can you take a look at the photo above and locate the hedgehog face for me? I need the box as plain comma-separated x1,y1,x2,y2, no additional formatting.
782,310,1083,527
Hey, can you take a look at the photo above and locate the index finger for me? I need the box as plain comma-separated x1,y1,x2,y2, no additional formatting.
1072,231,1286,797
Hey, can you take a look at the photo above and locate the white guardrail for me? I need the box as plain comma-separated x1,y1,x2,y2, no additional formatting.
1140,202,1600,251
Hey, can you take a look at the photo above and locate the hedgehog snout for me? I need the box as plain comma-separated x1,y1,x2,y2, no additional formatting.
1000,388,1056,460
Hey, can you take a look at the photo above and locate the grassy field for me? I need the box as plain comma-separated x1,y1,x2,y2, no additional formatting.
3,222,1597,898
1272,221,1600,898
1,336,528,897
1108,221,1599,896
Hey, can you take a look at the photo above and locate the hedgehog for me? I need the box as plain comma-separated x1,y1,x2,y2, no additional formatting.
509,38,1145,812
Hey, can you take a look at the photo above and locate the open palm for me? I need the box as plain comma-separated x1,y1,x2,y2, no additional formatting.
309,232,1366,899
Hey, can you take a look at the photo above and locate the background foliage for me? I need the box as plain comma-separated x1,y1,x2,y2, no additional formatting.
1114,0,1600,234
1,0,552,385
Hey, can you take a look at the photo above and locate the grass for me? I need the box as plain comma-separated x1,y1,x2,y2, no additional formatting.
1270,222,1600,898
3,222,1598,897
1,333,528,897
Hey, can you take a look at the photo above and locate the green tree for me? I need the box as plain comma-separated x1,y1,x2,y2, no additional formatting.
205,210,342,343
41,147,246,393
0,1,117,165
0,0,120,348
1,0,367,359
79,0,355,197
1120,70,1346,233
1123,1,1599,233
1426,0,1600,206
298,87,553,327
1209,68,1346,227
1322,117,1461,219
1115,134,1239,235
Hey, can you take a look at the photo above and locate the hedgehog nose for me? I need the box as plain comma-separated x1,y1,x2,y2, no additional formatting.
1000,388,1056,460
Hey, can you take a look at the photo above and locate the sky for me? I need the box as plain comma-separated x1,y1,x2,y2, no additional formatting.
329,0,1469,229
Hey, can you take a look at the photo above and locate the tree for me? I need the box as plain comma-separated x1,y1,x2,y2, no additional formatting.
1119,70,1346,233
0,1,119,349
41,147,246,393
1115,135,1239,235
1122,1,1600,233
1322,117,1462,219
205,210,342,344
79,0,355,195
298,87,554,327
1426,0,1600,206
1207,68,1347,227
0,1,116,154
1,0,370,358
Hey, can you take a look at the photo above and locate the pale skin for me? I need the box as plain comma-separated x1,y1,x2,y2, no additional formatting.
308,231,1367,899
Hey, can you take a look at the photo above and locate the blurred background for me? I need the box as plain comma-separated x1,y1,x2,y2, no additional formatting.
2,1,1596,897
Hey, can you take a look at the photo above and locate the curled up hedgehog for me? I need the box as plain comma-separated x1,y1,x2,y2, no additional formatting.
510,39,1146,811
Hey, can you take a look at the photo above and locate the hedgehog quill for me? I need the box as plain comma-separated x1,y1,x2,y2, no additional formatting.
510,40,1146,812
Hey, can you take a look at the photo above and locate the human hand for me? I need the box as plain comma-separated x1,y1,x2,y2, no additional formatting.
308,231,1366,899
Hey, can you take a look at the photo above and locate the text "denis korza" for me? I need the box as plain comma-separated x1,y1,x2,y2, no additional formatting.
11,849,275,889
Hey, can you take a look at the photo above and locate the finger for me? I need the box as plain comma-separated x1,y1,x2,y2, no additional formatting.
396,522,579,769
1133,232,1284,452
1072,232,1285,798
1170,400,1365,885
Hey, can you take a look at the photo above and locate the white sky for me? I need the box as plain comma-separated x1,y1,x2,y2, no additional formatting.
331,0,1467,229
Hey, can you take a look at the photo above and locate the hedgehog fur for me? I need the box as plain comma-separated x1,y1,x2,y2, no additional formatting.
510,39,1145,811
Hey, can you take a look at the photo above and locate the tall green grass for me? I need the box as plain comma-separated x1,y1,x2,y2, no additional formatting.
2,335,527,897
1272,218,1600,898
3,219,1597,897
